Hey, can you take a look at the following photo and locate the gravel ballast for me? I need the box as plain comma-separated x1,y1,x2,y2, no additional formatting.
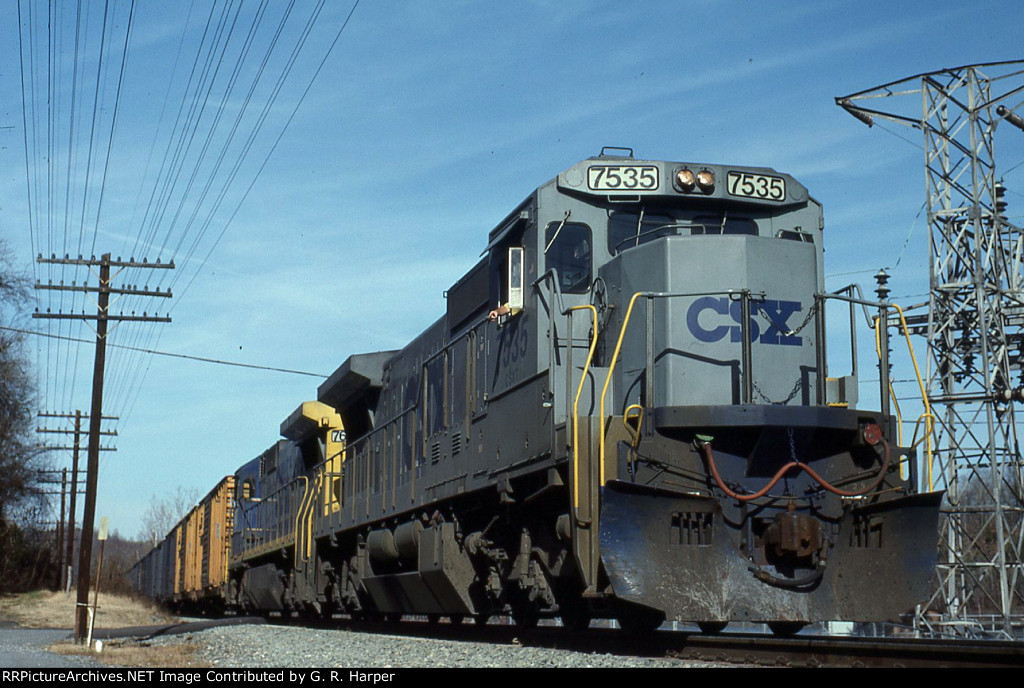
140,623,718,668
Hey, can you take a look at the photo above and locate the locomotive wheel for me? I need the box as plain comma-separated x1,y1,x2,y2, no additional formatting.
697,621,728,634
512,612,539,629
449,615,465,626
555,581,591,631
618,609,665,634
510,602,540,629
474,614,491,626
559,598,591,631
767,621,806,636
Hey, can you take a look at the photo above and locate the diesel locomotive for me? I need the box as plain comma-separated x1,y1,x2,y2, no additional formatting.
132,149,942,633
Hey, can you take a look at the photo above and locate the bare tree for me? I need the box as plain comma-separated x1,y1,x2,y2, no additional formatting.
137,485,201,547
0,237,51,592
0,238,41,521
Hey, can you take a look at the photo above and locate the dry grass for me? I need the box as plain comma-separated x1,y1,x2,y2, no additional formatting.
50,639,210,668
2,590,208,668
0,590,178,629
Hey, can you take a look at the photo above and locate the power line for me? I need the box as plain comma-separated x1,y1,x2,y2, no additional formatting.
173,0,361,306
15,2,359,472
0,325,327,378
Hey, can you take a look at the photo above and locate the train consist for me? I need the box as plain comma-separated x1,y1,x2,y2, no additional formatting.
131,150,942,633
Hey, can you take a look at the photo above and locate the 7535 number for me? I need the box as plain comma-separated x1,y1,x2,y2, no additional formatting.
726,171,786,201
587,165,659,191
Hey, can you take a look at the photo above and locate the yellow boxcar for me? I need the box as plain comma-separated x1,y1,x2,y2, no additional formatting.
201,476,235,597
172,476,234,609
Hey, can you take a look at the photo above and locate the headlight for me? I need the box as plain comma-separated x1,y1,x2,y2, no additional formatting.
697,169,715,191
675,168,695,191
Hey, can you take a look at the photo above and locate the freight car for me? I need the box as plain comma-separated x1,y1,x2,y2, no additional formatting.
132,149,942,633
132,476,233,612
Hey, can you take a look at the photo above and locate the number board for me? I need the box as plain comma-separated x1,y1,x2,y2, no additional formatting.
726,171,786,201
587,165,659,191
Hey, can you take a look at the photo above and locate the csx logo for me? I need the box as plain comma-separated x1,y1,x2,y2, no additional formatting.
686,297,802,346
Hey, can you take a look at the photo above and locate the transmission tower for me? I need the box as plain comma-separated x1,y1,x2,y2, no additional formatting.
838,61,1024,638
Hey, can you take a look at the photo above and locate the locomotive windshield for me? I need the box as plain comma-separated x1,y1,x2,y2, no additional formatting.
607,211,759,254
607,212,676,254
690,215,757,236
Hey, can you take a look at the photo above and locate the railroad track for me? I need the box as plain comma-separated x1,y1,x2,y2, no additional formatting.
660,633,1024,668
308,618,1024,668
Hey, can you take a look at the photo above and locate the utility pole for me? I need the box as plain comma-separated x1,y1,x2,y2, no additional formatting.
34,253,172,643
57,469,65,591
68,412,81,593
838,61,1024,638
37,410,117,591
35,468,87,589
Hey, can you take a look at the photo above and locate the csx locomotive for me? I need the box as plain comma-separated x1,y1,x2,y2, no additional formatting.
131,149,942,633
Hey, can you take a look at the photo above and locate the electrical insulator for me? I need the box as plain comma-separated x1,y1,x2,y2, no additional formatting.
997,105,1024,133
874,269,890,302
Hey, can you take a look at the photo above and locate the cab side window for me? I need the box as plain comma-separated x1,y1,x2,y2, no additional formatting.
545,222,592,294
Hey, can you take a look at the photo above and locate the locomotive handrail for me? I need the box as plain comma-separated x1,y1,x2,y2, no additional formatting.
598,288,759,483
307,471,323,562
909,411,938,490
293,476,311,568
830,283,879,329
875,306,934,488
873,314,908,480
533,268,600,515
885,303,933,488
623,404,644,477
237,476,307,556
828,284,868,383
533,268,569,318
308,405,420,519
420,317,483,367
313,320,482,515
567,304,598,513
817,292,933,487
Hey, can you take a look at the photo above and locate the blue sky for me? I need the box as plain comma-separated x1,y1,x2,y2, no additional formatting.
1,1,1022,536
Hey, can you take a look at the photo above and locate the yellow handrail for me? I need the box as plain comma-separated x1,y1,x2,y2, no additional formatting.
873,303,934,489
874,317,906,479
569,304,599,511
623,404,644,447
292,476,310,568
887,303,935,490
909,411,937,489
599,292,645,485
303,470,321,563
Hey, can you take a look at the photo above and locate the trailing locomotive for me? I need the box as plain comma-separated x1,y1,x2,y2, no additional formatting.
132,149,942,633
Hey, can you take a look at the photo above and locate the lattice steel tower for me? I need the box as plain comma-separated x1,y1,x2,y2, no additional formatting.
838,61,1024,638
